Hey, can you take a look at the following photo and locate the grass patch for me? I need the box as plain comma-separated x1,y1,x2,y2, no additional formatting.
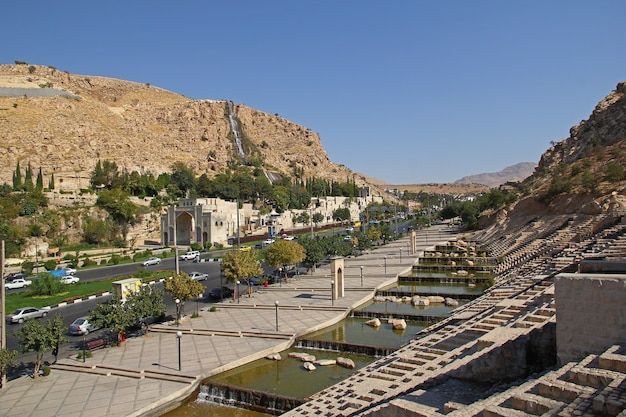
4,270,174,314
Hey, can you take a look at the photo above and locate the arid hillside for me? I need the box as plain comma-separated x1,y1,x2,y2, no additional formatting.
0,63,371,191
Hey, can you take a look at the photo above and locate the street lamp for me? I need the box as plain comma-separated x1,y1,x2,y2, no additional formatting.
274,300,279,331
175,298,180,327
400,248,402,263
384,255,387,275
176,331,182,371
360,265,364,287
82,333,86,363
236,280,240,304
330,280,335,306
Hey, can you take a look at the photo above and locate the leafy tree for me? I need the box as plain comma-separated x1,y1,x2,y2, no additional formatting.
312,212,324,227
95,189,138,240
298,236,325,272
170,162,196,197
222,250,263,298
265,240,306,281
163,272,205,317
332,207,351,223
367,226,381,242
605,162,624,182
89,299,136,344
30,273,65,296
48,313,68,363
581,169,598,192
124,284,167,334
90,159,121,190
17,319,53,379
0,348,18,387
83,216,111,244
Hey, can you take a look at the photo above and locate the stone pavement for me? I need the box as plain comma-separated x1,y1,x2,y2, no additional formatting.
0,227,457,417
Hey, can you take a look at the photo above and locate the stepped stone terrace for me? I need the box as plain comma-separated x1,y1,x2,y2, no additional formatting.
285,211,626,417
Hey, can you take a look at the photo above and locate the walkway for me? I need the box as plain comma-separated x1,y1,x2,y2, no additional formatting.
0,228,456,417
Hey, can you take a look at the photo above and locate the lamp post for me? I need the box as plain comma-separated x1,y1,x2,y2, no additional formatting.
82,333,86,363
176,331,182,371
384,255,387,275
175,298,180,327
330,280,335,306
236,280,240,304
360,265,364,287
274,300,279,331
400,248,402,263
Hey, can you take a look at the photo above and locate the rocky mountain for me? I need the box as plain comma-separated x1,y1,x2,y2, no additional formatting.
0,63,369,191
455,162,537,188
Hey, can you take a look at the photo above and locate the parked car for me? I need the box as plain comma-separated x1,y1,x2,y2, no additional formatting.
239,246,251,252
208,286,234,300
189,271,208,281
131,313,166,330
69,316,99,335
60,275,80,284
4,272,28,282
281,234,295,240
180,250,200,261
263,239,275,245
6,307,48,324
5,278,32,290
141,257,161,266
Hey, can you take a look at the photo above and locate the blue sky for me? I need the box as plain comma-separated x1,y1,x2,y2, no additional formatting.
2,1,625,184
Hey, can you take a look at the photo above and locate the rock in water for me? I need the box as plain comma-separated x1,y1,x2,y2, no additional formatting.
303,362,316,371
265,353,282,361
337,357,355,369
365,318,381,328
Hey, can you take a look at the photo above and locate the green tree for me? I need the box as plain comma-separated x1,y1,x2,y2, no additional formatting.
222,250,263,297
17,319,53,379
90,159,121,190
13,161,22,190
367,226,381,242
170,162,196,197
0,348,18,388
332,207,351,223
95,189,138,240
48,313,68,363
124,284,167,334
312,212,324,227
163,272,205,318
35,167,43,191
298,236,325,272
265,240,306,282
605,162,624,182
30,273,65,296
89,299,136,344
83,216,111,244
581,169,598,192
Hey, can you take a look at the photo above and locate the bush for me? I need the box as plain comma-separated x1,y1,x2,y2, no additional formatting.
43,260,57,271
77,351,92,360
41,365,50,376
190,243,203,251
109,254,121,265
83,258,97,267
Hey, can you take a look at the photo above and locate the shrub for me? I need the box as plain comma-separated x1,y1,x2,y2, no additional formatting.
109,254,121,265
77,351,92,360
43,260,57,271
83,257,97,267
190,243,203,251
41,365,50,376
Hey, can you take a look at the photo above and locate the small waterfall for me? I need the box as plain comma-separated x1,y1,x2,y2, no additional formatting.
228,101,245,159
197,381,305,415
295,339,397,357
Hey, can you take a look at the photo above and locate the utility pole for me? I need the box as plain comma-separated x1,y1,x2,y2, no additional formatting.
1,240,6,388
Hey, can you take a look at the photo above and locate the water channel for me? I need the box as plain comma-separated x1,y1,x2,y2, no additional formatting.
163,279,482,416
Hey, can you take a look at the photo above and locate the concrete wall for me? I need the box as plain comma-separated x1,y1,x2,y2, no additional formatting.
555,273,626,364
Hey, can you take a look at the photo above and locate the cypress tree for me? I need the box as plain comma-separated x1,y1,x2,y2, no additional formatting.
14,161,22,190
36,167,44,190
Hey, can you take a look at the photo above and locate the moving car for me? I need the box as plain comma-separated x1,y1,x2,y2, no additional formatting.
60,275,80,284
69,316,99,335
263,238,275,245
5,278,32,290
208,286,234,300
180,250,200,261
65,267,77,275
6,307,48,324
141,257,161,266
189,271,208,281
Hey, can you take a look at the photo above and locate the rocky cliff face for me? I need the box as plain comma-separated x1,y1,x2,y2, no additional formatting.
0,64,361,190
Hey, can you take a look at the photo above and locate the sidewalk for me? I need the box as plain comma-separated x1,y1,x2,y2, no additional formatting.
0,230,455,417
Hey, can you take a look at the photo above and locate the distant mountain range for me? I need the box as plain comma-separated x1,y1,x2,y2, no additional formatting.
455,162,537,188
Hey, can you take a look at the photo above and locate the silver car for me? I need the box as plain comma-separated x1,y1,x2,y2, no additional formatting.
6,307,49,324
69,316,99,335
189,271,208,281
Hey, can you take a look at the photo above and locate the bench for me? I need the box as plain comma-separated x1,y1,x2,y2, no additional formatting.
86,338,106,351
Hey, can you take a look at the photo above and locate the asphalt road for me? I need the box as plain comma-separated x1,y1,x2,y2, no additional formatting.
3,257,227,379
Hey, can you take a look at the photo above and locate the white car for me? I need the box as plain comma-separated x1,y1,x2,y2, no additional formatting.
180,251,200,261
69,316,99,335
6,307,48,324
142,257,161,266
60,275,80,284
189,271,208,281
263,239,275,245
65,267,77,275
5,278,32,290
